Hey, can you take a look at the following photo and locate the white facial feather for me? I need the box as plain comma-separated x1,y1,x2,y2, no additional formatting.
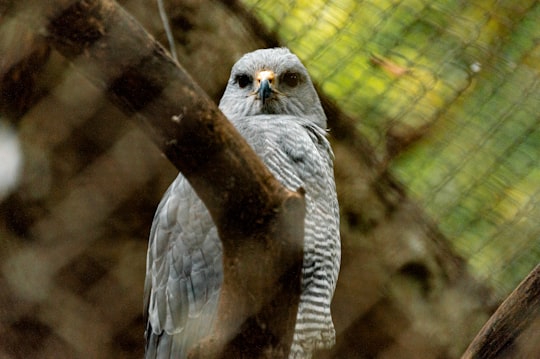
218,48,327,128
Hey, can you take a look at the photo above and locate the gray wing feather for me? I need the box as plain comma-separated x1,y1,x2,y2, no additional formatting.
144,176,222,359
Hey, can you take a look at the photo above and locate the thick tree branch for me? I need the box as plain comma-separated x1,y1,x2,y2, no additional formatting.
462,264,540,359
0,0,304,357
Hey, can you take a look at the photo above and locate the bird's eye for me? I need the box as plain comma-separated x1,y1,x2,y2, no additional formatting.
282,72,300,87
235,74,252,88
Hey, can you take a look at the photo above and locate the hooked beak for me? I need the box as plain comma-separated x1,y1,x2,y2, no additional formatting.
256,70,275,105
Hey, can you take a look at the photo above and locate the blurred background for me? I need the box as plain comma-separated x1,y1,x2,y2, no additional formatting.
245,0,540,295
0,0,538,358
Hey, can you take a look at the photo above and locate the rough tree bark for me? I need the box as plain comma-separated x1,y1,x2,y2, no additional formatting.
462,264,540,359
0,0,501,358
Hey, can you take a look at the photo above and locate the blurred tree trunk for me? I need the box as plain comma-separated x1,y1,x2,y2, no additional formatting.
0,0,495,358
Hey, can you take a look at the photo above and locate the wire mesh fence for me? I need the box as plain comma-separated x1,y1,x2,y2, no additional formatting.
0,0,539,358
244,0,540,295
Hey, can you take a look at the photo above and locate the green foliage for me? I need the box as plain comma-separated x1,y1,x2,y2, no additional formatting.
244,0,540,295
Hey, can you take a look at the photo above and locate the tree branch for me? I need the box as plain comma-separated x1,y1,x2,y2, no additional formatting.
461,264,540,359
0,0,304,357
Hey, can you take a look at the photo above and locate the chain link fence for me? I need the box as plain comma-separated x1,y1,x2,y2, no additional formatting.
244,0,540,295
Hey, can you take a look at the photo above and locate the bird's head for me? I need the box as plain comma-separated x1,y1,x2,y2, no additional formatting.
218,48,327,128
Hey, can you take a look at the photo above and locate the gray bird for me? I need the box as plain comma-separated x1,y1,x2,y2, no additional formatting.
144,47,341,359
